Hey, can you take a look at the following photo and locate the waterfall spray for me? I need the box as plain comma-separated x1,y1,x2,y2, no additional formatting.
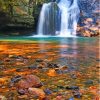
37,0,80,37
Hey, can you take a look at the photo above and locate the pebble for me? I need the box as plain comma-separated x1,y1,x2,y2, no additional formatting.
72,90,82,98
57,85,65,89
0,66,4,69
18,89,26,95
56,70,63,74
44,88,52,95
69,97,74,100
56,95,62,100
85,80,93,85
36,59,43,62
47,63,59,68
18,95,28,99
52,89,58,92
70,74,77,79
11,75,22,83
28,65,37,69
66,86,79,90
58,80,64,83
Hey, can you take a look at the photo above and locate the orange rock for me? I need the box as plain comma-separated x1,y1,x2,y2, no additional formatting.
17,75,42,90
94,96,100,100
16,71,31,75
28,88,45,99
25,75,42,87
0,77,10,85
47,69,57,77
3,69,16,74
56,95,62,100
17,80,30,89
89,86,99,96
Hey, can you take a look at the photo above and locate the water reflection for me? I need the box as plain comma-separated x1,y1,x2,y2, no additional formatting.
0,37,98,67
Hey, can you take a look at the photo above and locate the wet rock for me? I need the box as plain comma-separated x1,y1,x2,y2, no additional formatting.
44,88,52,95
6,92,17,100
72,90,82,98
41,68,49,72
66,86,79,90
47,63,59,68
28,65,37,70
0,61,3,65
0,95,7,100
61,66,68,70
85,80,93,85
0,66,4,70
53,63,59,68
56,69,63,74
37,64,45,69
18,95,28,99
57,85,65,89
11,75,22,83
52,88,58,92
70,74,77,79
47,69,57,76
63,70,69,73
16,68,23,72
69,97,74,100
16,75,42,91
9,55,18,58
28,88,46,99
18,89,26,95
36,59,43,62
17,79,30,89
56,94,62,100
25,75,42,88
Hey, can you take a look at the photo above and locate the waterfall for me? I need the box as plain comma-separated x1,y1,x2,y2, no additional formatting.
37,0,80,37
37,3,48,36
37,2,59,36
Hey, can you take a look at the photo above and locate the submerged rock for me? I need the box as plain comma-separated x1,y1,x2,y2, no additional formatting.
47,69,57,76
17,79,30,89
85,80,93,85
18,95,28,99
36,59,44,62
0,95,7,100
69,97,74,100
28,88,46,99
44,88,52,95
17,75,42,88
72,90,82,98
18,89,26,95
28,65,37,70
16,75,43,94
66,86,79,90
11,75,22,83
25,75,42,88
47,63,59,68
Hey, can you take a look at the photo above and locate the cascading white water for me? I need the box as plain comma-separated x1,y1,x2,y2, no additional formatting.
58,0,80,37
37,2,59,36
37,0,80,37
37,3,48,36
